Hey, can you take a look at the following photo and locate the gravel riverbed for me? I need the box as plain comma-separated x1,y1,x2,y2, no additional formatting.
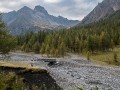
1,52,120,90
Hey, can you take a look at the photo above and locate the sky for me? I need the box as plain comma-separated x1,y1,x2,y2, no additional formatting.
0,0,103,20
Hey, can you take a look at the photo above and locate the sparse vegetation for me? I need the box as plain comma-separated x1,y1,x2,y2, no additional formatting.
87,46,120,66
73,86,99,90
0,71,25,90
73,86,84,90
90,86,99,90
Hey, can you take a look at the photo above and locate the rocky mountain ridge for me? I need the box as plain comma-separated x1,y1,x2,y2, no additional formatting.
2,5,79,35
81,0,120,25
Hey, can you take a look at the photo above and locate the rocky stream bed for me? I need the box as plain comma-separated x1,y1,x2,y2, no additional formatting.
1,52,120,90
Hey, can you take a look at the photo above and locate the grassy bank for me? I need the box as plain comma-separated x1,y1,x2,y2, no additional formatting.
0,63,61,90
0,61,46,71
0,62,47,90
85,46,120,66
0,67,53,90
0,71,25,90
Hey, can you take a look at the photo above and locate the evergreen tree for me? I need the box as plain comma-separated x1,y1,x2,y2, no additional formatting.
40,43,45,56
33,41,40,53
45,44,50,57
0,15,16,54
59,42,65,57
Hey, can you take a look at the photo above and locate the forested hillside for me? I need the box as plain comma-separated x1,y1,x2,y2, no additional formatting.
16,10,120,59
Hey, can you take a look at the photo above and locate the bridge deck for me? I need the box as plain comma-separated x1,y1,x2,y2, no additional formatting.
32,58,56,62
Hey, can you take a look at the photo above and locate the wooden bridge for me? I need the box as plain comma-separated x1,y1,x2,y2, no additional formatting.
31,58,57,65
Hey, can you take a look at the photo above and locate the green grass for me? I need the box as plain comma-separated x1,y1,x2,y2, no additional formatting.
84,46,120,66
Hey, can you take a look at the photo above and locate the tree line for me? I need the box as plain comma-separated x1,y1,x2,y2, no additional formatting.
16,14,120,57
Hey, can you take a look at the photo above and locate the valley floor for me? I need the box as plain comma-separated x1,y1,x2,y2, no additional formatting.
0,52,120,90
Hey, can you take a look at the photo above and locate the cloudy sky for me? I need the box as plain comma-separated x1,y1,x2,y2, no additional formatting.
0,0,103,20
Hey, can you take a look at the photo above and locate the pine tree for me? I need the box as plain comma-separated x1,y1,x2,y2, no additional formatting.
50,48,55,57
87,36,93,52
45,44,50,57
87,51,90,60
33,41,40,54
40,43,45,56
113,52,118,65
59,42,65,57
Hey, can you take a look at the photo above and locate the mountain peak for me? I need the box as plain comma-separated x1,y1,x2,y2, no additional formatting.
81,0,120,25
21,6,31,10
34,5,48,14
18,6,33,13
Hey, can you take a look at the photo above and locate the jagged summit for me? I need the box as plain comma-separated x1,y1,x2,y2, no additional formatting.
18,6,32,12
34,5,48,14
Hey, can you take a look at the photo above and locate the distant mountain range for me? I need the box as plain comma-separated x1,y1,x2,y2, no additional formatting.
81,0,120,25
3,0,120,35
2,5,79,35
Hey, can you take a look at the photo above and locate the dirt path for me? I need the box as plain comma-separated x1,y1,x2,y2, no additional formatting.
3,52,120,90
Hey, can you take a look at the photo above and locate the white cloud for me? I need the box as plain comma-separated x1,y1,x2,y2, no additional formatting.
0,7,11,12
44,0,62,3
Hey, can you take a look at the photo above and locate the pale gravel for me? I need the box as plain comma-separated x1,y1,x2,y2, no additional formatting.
2,52,120,90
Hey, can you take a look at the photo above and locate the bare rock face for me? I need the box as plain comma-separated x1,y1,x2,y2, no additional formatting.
81,0,120,25
2,5,79,35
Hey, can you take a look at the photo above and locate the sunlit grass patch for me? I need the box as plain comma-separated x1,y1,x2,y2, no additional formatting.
89,46,120,66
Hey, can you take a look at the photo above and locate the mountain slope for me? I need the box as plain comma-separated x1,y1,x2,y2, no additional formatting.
81,0,120,25
2,5,79,35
